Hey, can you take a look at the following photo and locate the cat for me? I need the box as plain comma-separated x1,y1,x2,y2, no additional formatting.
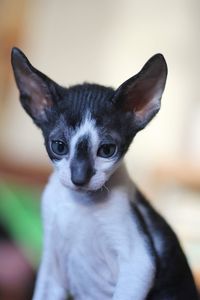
11,47,198,300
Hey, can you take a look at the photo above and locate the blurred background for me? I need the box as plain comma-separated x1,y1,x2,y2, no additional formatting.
0,0,200,299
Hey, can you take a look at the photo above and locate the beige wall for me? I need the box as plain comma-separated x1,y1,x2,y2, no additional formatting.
1,0,200,178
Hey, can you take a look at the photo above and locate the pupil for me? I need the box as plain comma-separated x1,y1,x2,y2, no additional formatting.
104,146,111,155
58,142,64,152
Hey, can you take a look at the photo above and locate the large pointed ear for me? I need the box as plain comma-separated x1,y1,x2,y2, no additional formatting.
11,47,55,125
113,54,167,130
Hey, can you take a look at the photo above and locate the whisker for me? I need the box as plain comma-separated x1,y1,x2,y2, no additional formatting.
103,184,110,193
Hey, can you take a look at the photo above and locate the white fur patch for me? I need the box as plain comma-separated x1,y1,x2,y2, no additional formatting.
70,113,99,156
33,164,155,300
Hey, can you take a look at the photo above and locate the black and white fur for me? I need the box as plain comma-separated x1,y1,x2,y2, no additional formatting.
11,48,198,300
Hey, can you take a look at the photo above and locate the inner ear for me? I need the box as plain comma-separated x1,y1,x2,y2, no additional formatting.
113,54,167,130
11,47,54,124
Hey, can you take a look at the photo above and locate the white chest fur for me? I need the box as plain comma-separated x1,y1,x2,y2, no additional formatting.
54,200,120,300
36,166,155,300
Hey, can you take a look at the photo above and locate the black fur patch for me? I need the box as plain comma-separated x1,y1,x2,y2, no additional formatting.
134,190,199,300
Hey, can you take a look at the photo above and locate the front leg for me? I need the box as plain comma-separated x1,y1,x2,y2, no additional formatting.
32,184,68,300
113,246,155,300
32,238,67,300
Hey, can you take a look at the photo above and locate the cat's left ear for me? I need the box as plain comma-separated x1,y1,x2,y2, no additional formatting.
11,47,55,126
113,54,167,130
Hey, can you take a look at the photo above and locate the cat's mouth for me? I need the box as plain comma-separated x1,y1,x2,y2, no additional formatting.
71,184,103,193
67,184,111,202
59,178,94,192
73,185,90,192
60,178,106,194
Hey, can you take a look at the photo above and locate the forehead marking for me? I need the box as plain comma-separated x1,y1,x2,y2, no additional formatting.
70,114,99,157
75,135,90,159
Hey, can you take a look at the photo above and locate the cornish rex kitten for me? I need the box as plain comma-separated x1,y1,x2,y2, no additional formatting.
11,48,198,300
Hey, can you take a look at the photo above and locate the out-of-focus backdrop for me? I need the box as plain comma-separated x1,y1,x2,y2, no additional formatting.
0,0,200,299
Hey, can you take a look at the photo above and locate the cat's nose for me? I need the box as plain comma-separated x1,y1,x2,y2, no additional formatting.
70,159,94,187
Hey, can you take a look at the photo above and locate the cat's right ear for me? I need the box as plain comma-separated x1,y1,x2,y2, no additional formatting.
11,47,55,125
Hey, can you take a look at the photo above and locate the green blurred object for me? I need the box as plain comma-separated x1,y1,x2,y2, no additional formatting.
0,181,42,267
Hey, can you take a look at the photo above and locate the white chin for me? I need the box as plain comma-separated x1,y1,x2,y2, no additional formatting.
59,179,106,193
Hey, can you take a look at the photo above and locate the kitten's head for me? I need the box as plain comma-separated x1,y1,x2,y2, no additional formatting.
11,48,167,192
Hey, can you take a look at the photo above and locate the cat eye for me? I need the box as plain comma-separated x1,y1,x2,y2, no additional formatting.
97,144,117,158
51,140,68,156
